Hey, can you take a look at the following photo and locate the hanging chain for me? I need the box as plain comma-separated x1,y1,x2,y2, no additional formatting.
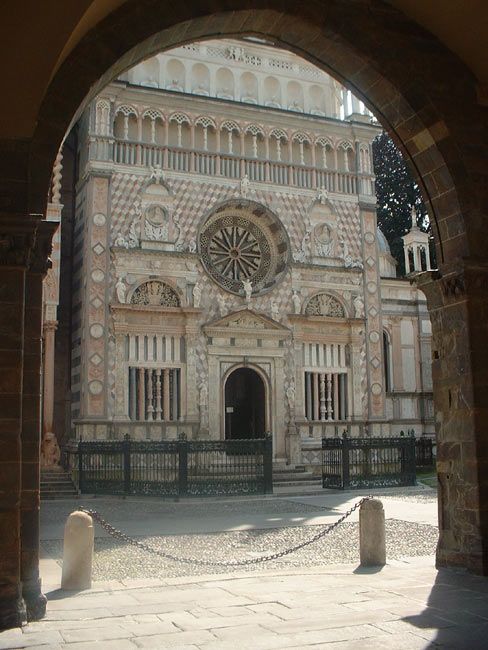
79,496,371,568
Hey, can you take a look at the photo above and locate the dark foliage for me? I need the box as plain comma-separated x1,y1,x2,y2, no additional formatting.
372,131,434,275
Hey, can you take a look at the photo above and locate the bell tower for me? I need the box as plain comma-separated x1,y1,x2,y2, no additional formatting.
402,207,432,274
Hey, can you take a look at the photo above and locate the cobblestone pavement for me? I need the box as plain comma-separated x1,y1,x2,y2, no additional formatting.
41,520,438,581
40,487,439,581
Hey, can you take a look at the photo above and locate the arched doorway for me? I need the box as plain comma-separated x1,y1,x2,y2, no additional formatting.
2,1,488,631
224,368,266,440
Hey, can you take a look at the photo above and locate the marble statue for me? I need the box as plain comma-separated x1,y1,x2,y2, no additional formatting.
193,283,202,308
353,294,364,317
242,278,253,304
116,277,126,303
271,300,279,321
292,290,302,314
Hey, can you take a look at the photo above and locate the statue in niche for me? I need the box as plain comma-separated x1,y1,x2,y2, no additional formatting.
271,300,279,321
193,283,202,308
292,290,302,314
353,295,364,318
314,222,335,257
293,220,312,263
242,278,253,304
115,277,127,304
187,240,196,253
145,205,169,241
217,293,227,316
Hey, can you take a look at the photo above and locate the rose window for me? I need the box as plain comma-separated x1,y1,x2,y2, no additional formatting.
199,199,290,295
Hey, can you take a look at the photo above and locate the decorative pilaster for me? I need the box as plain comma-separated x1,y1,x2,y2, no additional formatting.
0,215,37,630
417,261,488,575
359,203,386,425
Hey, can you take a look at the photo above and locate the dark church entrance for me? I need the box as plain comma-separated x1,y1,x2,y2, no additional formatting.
224,367,266,440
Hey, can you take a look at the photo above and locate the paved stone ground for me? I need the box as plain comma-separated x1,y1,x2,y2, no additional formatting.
2,559,488,649
2,485,487,648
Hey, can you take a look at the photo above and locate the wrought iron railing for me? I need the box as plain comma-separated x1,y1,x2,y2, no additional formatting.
415,436,436,469
322,434,416,489
68,434,273,497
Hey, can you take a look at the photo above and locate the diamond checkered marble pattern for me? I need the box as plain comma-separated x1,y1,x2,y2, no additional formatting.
107,172,364,395
110,173,362,261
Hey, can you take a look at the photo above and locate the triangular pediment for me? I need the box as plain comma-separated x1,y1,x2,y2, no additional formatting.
204,308,290,334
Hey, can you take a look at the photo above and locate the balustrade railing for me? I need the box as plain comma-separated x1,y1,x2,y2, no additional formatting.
90,135,374,196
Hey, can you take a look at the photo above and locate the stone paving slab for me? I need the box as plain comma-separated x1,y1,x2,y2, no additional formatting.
2,557,488,649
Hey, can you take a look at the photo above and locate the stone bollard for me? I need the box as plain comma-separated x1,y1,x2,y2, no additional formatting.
61,511,94,590
359,498,386,566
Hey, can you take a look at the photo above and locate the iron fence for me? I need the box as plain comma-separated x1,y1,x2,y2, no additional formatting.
415,436,435,469
66,434,273,497
322,434,416,489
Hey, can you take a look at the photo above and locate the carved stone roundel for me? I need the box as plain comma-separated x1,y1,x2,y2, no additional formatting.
199,199,290,295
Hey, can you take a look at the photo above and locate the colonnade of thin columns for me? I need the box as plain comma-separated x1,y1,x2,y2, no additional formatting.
129,367,179,421
305,371,348,421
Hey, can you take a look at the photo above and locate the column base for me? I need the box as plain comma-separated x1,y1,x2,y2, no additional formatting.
23,579,47,621
0,589,27,631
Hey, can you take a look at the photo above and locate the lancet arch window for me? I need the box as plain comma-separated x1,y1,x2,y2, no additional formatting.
195,116,216,151
142,108,164,144
338,140,355,172
169,112,190,148
269,128,289,162
114,105,138,140
221,121,240,155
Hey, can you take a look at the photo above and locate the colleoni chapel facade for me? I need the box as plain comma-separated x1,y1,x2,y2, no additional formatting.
50,38,434,470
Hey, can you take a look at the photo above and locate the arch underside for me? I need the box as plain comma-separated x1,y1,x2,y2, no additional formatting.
28,0,487,268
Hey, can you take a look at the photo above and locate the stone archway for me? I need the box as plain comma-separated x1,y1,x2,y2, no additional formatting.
224,367,266,440
2,0,488,632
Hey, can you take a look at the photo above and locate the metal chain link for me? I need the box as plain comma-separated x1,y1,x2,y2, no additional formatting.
79,496,372,568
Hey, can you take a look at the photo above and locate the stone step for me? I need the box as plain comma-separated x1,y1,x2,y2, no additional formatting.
40,468,78,500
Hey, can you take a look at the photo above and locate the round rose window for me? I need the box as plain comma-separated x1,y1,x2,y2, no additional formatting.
199,199,290,295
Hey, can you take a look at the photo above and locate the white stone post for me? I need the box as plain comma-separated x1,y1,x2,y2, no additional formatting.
359,499,386,566
61,511,94,590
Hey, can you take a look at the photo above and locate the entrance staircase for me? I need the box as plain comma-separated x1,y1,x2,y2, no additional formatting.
40,466,78,500
272,461,322,493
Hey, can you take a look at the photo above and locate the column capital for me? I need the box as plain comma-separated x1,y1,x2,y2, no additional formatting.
414,259,488,308
43,320,58,333
29,220,58,276
0,214,38,269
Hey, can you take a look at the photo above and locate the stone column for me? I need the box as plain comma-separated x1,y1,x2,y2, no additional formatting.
0,215,37,630
22,220,57,621
417,262,488,575
41,321,57,440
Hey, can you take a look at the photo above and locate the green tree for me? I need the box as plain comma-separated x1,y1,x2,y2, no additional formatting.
372,131,433,275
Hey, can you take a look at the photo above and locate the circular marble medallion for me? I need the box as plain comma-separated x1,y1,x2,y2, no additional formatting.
199,199,290,295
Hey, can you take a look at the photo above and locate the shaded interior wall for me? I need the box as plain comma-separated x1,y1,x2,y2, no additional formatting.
52,128,77,446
